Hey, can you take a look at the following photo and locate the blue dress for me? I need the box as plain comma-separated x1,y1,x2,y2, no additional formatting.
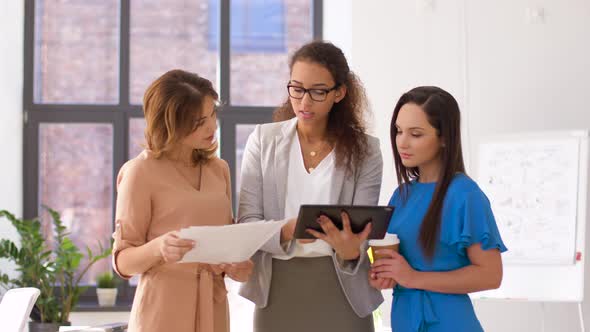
386,173,507,332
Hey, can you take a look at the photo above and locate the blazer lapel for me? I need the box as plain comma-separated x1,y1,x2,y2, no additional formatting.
333,166,347,203
274,118,298,218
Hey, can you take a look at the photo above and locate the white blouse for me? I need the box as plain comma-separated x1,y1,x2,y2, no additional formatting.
273,133,337,260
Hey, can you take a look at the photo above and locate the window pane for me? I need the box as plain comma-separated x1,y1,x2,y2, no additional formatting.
130,0,219,104
129,117,147,159
235,124,257,198
230,0,313,106
34,0,119,104
39,123,114,285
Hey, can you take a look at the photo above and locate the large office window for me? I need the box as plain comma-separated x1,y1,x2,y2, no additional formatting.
23,0,321,312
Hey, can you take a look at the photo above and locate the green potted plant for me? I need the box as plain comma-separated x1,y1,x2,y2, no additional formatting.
96,271,119,307
0,207,111,332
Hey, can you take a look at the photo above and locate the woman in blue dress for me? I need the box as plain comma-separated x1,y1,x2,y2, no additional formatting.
369,86,507,332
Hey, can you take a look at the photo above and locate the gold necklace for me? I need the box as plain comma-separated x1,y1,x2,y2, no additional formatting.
307,140,328,157
305,141,331,173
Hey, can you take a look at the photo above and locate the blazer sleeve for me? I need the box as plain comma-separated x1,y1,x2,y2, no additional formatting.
237,124,290,255
353,136,383,206
334,136,383,275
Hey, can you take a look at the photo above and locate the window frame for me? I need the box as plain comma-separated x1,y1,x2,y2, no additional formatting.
23,0,322,308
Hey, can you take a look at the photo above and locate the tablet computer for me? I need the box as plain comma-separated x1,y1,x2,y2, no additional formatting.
293,205,394,240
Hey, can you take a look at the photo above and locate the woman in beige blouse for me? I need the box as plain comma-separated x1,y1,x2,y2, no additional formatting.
112,69,253,332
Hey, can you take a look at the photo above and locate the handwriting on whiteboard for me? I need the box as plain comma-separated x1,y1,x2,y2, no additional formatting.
478,138,579,265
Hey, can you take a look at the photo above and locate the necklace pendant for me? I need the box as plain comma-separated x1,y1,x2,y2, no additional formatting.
308,167,315,173
310,151,317,157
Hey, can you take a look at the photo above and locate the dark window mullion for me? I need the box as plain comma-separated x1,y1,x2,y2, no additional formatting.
27,104,142,113
118,0,134,303
23,0,35,112
23,118,39,221
23,0,36,220
218,107,274,122
313,0,323,39
119,0,131,108
219,0,230,104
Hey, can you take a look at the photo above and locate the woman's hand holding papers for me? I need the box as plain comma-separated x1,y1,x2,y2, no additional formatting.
280,218,316,244
156,231,196,263
280,218,298,243
218,260,254,282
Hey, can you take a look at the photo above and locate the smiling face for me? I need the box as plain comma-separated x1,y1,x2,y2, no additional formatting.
394,102,443,171
180,96,218,150
288,60,346,125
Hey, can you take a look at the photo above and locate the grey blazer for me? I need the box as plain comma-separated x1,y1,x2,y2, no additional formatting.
237,118,384,318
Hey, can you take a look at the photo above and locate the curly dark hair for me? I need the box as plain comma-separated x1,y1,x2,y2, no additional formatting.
273,40,369,174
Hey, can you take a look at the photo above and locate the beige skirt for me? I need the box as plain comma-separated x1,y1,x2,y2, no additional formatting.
253,256,374,332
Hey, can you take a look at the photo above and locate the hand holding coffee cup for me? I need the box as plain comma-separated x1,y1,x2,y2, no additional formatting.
368,233,399,289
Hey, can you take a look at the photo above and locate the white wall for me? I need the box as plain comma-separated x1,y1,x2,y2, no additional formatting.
323,0,353,62
352,0,590,331
0,0,24,286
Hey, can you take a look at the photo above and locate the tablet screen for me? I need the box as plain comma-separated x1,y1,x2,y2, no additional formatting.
293,205,394,239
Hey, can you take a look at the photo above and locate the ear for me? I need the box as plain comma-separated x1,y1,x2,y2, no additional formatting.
334,85,347,103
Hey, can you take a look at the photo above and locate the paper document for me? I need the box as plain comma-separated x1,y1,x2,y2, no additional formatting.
178,220,287,264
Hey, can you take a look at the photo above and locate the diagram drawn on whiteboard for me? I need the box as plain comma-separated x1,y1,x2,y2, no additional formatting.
478,137,580,265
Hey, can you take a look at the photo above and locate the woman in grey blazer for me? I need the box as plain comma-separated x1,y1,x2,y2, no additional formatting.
238,41,384,332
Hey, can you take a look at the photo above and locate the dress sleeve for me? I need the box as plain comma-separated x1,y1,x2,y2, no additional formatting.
442,190,508,257
111,162,152,279
388,188,401,207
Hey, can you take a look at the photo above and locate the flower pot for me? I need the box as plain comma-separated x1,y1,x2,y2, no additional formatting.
96,288,118,307
29,321,70,332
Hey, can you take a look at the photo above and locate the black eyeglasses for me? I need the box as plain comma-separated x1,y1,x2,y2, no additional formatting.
287,84,339,102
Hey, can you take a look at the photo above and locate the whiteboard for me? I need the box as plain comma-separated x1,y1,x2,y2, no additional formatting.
471,130,589,302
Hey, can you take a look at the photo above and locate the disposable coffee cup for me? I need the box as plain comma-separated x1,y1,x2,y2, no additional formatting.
369,233,400,261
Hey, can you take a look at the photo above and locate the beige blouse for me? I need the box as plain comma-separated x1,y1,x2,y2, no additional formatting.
112,150,233,332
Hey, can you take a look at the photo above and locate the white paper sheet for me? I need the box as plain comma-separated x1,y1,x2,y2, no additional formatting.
178,220,288,264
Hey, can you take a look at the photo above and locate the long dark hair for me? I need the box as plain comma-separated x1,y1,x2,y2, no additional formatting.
390,86,466,258
274,40,369,173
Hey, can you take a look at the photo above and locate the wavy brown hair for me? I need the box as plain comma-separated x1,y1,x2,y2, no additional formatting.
273,41,369,173
390,86,466,258
143,69,219,164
